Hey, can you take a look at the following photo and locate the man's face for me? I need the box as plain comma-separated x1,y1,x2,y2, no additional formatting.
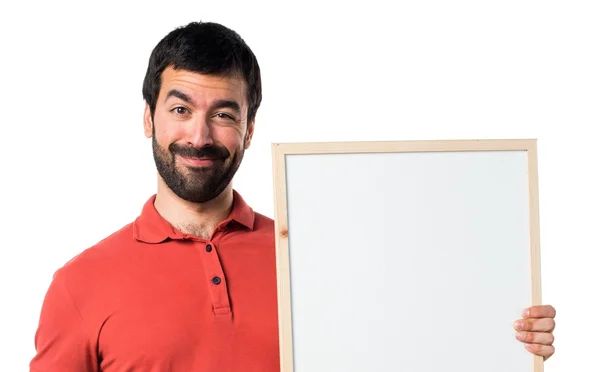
144,66,254,203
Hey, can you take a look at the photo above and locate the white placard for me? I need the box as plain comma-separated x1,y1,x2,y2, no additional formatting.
272,139,543,372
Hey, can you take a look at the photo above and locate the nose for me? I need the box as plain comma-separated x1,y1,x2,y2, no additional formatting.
186,115,214,148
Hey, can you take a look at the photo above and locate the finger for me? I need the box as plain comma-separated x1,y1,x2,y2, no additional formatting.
522,305,556,319
524,343,555,359
515,331,555,345
514,318,556,332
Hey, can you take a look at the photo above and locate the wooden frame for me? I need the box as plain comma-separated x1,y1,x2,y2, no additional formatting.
272,139,543,372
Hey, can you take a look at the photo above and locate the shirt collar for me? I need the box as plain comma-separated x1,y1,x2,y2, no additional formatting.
133,190,256,244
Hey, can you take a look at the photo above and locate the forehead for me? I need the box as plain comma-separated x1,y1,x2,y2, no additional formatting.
159,66,247,106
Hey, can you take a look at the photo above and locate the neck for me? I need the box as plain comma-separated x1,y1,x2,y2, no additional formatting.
154,177,234,240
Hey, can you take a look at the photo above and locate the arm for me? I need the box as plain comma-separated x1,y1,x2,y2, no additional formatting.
29,269,98,372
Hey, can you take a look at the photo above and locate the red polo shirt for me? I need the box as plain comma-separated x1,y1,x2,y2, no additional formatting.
30,191,280,372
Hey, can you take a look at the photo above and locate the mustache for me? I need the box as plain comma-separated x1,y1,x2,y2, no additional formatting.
169,143,230,159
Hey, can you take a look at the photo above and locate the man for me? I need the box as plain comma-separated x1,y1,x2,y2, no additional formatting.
29,21,556,371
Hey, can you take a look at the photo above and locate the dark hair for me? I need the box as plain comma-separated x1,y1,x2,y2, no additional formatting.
142,21,262,123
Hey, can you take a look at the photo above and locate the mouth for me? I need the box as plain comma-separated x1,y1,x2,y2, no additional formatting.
178,155,222,168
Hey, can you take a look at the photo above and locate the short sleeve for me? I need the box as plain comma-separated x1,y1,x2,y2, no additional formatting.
29,269,98,372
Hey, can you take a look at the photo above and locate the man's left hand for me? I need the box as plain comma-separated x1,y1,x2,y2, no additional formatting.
514,305,556,360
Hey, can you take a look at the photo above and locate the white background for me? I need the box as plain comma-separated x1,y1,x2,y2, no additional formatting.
0,0,597,370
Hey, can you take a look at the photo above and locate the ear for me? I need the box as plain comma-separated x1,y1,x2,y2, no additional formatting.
143,103,153,138
244,120,255,149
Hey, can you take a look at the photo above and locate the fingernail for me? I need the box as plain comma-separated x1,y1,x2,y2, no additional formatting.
522,309,530,318
516,332,525,341
514,320,523,330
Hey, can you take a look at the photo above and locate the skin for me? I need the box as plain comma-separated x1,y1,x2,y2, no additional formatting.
515,305,556,360
144,66,556,361
143,66,254,239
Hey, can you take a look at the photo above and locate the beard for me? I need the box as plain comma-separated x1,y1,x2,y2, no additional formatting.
151,125,245,203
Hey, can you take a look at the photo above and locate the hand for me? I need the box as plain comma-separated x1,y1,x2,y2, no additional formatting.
514,305,556,360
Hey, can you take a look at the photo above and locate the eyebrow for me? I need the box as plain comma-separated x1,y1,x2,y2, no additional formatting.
165,89,195,105
164,89,241,114
212,99,241,114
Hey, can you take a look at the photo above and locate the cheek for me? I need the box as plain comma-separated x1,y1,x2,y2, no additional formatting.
154,124,186,147
152,111,187,141
214,127,246,150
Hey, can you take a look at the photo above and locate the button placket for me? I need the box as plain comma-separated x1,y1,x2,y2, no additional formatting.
199,240,231,316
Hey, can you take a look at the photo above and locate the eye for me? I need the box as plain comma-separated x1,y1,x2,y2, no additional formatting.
171,106,190,116
215,112,235,120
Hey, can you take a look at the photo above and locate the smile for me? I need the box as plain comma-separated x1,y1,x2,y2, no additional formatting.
178,156,221,167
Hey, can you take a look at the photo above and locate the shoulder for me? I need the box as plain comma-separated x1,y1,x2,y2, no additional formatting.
252,211,276,237
59,222,136,277
253,211,274,228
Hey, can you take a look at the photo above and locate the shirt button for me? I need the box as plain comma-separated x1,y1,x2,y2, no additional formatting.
206,244,212,252
212,276,221,285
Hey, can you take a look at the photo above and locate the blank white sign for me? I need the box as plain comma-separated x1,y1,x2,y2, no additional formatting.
271,140,543,372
